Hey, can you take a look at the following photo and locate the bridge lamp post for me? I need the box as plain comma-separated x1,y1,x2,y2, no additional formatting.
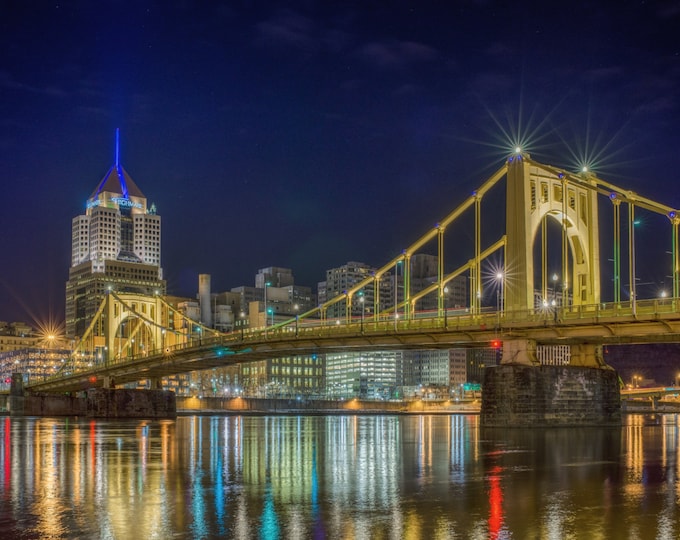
359,295,365,333
294,304,299,336
239,311,246,339
264,281,271,337
496,272,504,328
443,286,449,328
552,273,559,322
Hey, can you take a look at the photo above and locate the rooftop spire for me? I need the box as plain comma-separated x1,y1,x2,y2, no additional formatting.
115,127,120,167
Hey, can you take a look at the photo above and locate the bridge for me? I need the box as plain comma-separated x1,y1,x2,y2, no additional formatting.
25,152,680,425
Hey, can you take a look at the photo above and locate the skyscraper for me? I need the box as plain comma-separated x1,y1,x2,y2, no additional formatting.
65,131,166,338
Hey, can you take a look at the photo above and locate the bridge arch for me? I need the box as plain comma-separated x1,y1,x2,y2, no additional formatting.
104,293,165,361
505,155,601,313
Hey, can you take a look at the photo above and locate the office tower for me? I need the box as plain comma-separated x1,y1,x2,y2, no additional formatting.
65,131,165,337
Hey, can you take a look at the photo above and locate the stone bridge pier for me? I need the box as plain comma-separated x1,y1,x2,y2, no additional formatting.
481,339,621,427
8,373,176,418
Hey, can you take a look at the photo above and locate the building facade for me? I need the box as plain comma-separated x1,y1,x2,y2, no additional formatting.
325,350,400,399
65,134,166,338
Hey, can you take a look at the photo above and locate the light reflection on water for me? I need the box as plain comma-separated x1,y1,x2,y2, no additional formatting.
0,413,678,539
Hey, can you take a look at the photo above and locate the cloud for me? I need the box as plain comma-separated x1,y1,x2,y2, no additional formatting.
358,40,438,69
255,11,320,53
0,70,67,98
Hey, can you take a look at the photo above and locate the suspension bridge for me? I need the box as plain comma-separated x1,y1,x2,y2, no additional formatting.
26,152,680,423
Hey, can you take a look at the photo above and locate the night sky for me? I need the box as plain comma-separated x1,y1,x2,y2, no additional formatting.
1,1,679,326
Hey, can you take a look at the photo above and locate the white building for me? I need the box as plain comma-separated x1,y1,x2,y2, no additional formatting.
325,350,400,399
65,132,166,337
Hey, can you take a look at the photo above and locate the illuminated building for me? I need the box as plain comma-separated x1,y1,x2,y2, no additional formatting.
0,348,71,389
319,261,392,320
239,355,325,398
466,347,500,384
65,131,166,338
0,321,38,353
325,350,400,399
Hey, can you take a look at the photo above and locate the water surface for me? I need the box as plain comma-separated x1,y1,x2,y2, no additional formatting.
0,414,678,539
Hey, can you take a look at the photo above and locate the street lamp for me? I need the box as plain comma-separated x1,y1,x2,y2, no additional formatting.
264,281,271,337
443,286,449,327
294,303,299,336
552,273,558,322
359,295,365,333
239,311,245,339
496,271,504,327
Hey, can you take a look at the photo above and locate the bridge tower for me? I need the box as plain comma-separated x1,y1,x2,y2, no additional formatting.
505,153,601,314
482,154,620,426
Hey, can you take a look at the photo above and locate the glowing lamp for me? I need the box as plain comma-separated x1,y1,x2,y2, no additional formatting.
491,340,502,349
515,147,521,154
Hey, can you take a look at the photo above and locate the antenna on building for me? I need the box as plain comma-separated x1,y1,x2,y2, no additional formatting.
115,128,120,167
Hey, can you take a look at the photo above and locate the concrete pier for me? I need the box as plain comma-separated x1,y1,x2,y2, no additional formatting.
481,365,621,427
8,373,176,418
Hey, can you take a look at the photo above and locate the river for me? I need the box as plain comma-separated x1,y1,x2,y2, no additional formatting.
0,413,678,539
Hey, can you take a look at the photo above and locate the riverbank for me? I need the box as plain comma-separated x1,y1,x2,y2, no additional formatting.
176,396,481,415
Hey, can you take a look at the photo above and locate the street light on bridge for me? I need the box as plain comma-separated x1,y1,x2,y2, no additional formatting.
264,281,271,337
552,273,559,322
495,271,504,328
359,294,365,333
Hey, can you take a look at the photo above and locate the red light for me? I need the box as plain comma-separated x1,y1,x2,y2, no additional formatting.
4,378,10,384
88,376,97,383
491,340,502,349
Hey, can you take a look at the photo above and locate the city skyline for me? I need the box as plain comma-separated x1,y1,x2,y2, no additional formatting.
2,2,679,324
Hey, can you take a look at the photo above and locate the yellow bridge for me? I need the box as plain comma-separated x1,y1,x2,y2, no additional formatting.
28,152,680,393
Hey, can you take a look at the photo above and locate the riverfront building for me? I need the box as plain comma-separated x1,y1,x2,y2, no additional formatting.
0,321,39,353
65,132,165,338
325,350,400,399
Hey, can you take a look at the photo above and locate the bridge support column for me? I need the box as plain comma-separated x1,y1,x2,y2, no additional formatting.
569,344,606,367
500,339,540,365
102,375,115,389
481,364,621,427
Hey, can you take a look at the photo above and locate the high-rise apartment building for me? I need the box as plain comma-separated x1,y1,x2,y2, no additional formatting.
65,132,166,338
321,261,393,319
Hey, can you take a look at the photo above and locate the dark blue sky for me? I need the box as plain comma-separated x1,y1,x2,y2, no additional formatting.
1,1,679,324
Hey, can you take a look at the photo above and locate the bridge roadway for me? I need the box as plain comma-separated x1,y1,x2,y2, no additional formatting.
28,298,680,393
